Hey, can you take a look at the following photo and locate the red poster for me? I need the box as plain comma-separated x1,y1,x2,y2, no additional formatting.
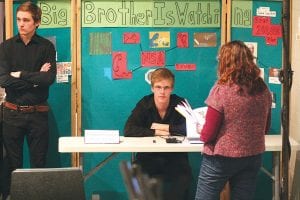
253,16,271,25
175,64,196,71
123,32,140,44
177,32,189,48
252,16,282,46
112,52,132,79
141,51,165,67
266,36,278,45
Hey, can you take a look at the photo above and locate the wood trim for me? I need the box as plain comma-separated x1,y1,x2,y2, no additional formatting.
221,0,227,45
71,0,80,167
226,0,232,42
70,0,82,167
76,0,82,140
5,0,13,39
221,0,231,44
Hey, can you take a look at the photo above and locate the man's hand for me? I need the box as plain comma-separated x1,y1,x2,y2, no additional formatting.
151,123,170,136
40,63,51,72
10,71,21,78
154,129,170,136
151,123,169,131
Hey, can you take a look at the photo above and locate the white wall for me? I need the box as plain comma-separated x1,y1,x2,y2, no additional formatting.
290,0,300,199
291,0,300,143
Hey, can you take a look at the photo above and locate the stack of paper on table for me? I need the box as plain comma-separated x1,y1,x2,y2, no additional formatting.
175,99,207,144
84,130,120,144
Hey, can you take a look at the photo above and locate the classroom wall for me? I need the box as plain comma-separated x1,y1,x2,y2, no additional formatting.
4,0,300,199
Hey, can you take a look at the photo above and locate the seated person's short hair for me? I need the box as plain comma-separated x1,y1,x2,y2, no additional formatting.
150,68,175,87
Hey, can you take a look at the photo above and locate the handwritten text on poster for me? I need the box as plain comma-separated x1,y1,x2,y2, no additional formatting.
82,0,220,27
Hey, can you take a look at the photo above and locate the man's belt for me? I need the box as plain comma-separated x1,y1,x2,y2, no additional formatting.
3,101,49,113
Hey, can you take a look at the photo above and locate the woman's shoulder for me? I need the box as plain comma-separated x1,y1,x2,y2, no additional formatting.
209,82,232,96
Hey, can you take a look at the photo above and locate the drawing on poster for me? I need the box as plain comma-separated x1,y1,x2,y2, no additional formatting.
149,32,170,48
89,32,112,55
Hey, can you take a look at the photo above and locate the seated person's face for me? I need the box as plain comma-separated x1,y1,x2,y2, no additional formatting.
151,79,173,104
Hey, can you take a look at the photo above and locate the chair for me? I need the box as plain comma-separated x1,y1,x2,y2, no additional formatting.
119,161,162,200
10,167,85,200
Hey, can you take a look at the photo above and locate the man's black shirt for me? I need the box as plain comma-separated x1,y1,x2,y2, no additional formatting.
0,34,56,105
124,94,186,137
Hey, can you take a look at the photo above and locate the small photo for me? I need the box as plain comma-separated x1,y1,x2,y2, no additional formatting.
268,68,281,84
149,31,170,48
271,92,276,108
193,32,217,47
244,42,258,63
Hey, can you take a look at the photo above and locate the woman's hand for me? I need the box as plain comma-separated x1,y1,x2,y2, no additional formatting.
196,123,204,134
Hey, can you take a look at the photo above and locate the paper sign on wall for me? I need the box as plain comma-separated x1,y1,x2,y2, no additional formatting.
141,51,165,67
123,32,140,44
252,16,282,45
175,64,196,71
112,52,132,79
177,32,189,48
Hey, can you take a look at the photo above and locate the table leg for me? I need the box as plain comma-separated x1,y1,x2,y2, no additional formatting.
79,152,83,170
273,152,280,200
84,152,119,182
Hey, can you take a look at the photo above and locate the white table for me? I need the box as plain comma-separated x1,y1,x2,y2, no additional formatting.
59,135,300,200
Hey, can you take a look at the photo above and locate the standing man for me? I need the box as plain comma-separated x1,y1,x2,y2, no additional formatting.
0,1,56,198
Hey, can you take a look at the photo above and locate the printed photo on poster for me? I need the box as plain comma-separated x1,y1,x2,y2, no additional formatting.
245,42,258,63
149,32,170,48
271,91,276,108
268,68,281,84
259,68,264,80
193,32,217,47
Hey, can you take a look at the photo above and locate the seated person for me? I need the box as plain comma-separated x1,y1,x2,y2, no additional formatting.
124,68,192,200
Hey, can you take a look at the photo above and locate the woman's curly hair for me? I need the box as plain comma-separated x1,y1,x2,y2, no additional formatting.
217,40,267,95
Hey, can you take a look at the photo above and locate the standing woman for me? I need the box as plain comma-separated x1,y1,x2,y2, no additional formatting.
195,41,272,200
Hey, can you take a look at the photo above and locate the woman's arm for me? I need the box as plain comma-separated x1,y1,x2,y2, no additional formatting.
199,106,223,143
